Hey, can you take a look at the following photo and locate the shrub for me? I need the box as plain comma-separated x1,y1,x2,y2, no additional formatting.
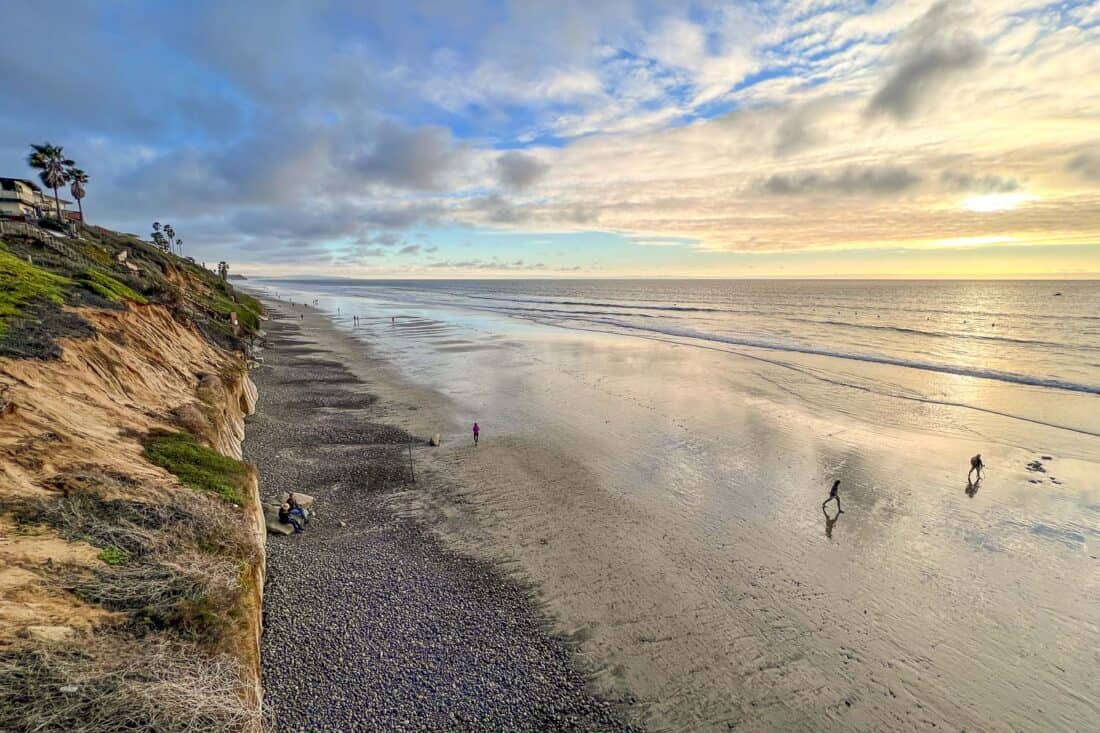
0,243,71,337
76,269,148,305
141,430,252,506
99,546,129,566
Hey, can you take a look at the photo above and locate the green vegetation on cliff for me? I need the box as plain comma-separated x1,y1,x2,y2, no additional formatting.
76,268,148,304
142,430,252,506
0,244,70,337
0,224,263,358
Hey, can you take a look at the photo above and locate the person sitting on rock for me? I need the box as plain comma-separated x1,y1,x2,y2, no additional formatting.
278,503,303,533
287,493,308,524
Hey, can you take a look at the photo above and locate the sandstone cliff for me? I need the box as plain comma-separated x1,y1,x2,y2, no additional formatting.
0,227,266,731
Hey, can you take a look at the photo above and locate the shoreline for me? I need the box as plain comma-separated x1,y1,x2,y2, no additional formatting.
244,299,639,730
246,284,1100,732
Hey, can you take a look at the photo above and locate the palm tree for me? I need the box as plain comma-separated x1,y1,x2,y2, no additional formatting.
217,261,229,281
163,224,176,254
27,143,74,221
68,167,88,226
175,238,183,256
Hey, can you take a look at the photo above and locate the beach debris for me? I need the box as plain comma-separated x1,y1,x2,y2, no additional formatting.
1026,460,1046,473
430,433,441,446
1041,455,1053,461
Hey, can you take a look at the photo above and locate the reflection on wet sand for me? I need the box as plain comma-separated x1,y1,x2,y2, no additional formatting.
823,506,841,539
966,477,981,498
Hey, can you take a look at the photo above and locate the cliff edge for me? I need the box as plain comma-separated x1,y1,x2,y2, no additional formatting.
0,227,266,731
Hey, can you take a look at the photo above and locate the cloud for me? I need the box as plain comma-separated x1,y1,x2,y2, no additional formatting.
1067,152,1100,181
349,121,468,190
940,170,1019,193
398,244,421,255
867,1,986,121
496,151,549,190
2,0,1098,273
758,166,922,196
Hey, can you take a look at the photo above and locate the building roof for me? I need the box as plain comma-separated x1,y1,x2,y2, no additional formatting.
0,177,43,193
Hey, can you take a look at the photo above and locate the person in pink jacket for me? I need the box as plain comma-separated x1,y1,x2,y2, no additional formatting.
472,422,480,446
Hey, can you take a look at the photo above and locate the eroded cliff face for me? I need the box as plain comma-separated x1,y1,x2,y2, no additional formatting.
0,303,266,727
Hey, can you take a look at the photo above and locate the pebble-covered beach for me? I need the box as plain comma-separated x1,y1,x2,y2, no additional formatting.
243,306,637,732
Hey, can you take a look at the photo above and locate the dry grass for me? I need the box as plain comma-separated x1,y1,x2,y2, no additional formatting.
2,480,258,645
62,554,243,642
10,479,258,564
0,637,265,733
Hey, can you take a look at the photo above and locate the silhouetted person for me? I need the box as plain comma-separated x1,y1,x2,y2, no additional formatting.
822,479,843,513
472,422,480,446
968,454,984,484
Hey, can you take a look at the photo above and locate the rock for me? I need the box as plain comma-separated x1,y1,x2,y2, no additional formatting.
430,433,441,446
1041,455,1053,460
1026,461,1045,472
280,491,315,508
24,625,77,642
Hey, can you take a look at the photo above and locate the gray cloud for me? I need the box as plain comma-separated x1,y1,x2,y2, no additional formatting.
940,170,1019,193
759,165,921,196
472,194,526,223
398,244,422,255
496,150,549,190
868,1,985,121
1067,151,1100,181
349,121,468,190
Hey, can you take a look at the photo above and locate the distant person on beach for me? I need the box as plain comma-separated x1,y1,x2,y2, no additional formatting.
392,316,396,326
822,479,843,513
473,422,480,446
968,454,984,483
278,503,303,533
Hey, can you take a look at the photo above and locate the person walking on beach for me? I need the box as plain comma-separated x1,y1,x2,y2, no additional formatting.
472,422,480,446
822,479,843,513
968,454,984,484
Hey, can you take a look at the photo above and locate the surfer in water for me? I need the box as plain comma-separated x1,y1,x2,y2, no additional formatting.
472,422,480,446
822,479,843,513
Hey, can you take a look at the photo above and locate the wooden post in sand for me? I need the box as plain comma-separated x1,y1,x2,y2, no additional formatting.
407,444,416,484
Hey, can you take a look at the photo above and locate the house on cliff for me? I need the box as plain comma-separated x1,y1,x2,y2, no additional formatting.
0,176,78,222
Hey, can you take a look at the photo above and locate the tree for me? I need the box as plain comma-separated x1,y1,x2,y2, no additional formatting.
150,222,170,252
175,239,183,256
217,261,229,281
67,167,88,226
163,224,175,252
27,143,74,221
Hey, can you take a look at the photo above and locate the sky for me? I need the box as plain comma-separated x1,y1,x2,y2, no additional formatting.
2,0,1098,278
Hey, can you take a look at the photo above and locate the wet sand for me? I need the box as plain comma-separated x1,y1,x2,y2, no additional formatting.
255,295,1099,732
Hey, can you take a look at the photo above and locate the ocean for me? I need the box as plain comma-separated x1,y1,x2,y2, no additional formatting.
252,278,1099,730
